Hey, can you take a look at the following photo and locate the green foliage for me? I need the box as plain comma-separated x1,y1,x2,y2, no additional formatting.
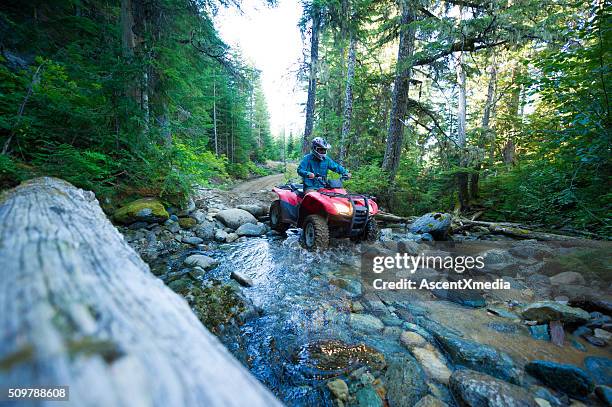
0,0,275,205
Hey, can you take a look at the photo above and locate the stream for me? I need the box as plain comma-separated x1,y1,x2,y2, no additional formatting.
167,229,611,407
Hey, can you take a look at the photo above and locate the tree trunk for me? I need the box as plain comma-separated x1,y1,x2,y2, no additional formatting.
302,6,322,154
456,41,470,211
0,177,281,406
484,56,497,165
339,34,356,163
382,0,417,180
120,0,135,58
213,77,218,156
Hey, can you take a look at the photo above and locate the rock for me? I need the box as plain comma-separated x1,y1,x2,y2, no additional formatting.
183,254,218,270
326,379,349,401
400,331,428,349
432,331,521,384
414,395,448,407
595,385,612,406
525,360,594,398
409,212,452,240
129,221,149,229
178,217,197,229
584,335,607,346
432,286,486,308
520,301,591,324
215,229,228,242
349,313,384,333
236,204,267,218
225,233,239,243
215,209,257,230
529,325,551,341
584,357,612,386
114,198,169,224
355,385,383,407
385,354,428,407
412,346,452,384
450,369,538,407
182,236,203,245
398,240,421,255
380,228,393,242
194,221,216,241
167,277,191,294
230,271,253,287
191,210,207,223
550,271,586,286
166,222,180,233
487,307,520,319
177,197,196,216
530,386,568,407
595,328,612,341
236,222,267,237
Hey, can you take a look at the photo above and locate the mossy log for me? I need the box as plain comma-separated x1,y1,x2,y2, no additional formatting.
456,218,578,241
0,177,281,406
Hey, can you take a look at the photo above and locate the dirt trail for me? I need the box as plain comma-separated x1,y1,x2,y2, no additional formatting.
231,163,297,193
231,173,286,193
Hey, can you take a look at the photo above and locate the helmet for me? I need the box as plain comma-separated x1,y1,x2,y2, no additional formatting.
311,137,331,160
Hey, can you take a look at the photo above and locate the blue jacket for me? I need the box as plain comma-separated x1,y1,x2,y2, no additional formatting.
297,153,348,189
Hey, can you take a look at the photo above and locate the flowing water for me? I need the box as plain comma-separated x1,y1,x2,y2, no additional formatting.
177,232,611,406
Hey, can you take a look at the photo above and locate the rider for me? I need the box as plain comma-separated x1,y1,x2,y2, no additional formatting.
297,137,351,193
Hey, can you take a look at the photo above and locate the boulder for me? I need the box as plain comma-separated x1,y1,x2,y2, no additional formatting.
549,271,586,286
114,198,169,224
414,395,448,407
226,232,239,243
400,331,428,349
194,221,216,241
178,217,197,229
520,301,591,324
385,354,428,407
584,357,612,386
409,212,452,240
215,209,257,230
215,229,228,242
326,379,349,401
236,223,267,237
231,271,253,287
183,254,218,270
450,369,538,407
236,204,267,218
191,209,207,223
355,385,383,407
182,236,203,245
431,330,521,384
380,228,394,242
525,360,594,398
411,346,452,384
349,313,384,333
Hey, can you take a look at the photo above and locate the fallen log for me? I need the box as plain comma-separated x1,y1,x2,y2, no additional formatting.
375,211,415,223
455,218,578,241
0,178,281,406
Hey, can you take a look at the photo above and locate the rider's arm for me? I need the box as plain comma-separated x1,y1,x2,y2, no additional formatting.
297,155,313,178
327,158,348,176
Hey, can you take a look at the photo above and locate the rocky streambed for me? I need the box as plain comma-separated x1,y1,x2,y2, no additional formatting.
116,187,612,407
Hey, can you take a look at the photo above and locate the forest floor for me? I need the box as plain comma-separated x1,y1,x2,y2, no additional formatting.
117,177,612,407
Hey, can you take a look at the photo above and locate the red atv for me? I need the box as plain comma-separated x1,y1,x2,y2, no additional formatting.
269,176,379,250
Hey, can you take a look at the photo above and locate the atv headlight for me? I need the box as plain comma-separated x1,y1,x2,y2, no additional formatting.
333,202,353,216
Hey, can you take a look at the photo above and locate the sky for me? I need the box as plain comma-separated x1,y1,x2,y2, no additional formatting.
215,0,306,139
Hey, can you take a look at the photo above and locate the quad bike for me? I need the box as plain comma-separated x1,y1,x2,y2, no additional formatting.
270,175,379,250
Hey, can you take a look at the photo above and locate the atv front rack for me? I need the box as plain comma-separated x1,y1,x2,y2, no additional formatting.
320,191,371,236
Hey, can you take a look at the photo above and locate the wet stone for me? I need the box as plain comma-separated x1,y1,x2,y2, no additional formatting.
529,325,550,341
525,360,594,398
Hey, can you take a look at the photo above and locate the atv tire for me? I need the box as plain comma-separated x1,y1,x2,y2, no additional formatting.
301,214,329,250
350,219,379,243
364,219,379,243
270,200,290,233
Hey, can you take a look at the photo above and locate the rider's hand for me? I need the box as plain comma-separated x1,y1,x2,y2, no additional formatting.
345,173,352,179
307,172,315,179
